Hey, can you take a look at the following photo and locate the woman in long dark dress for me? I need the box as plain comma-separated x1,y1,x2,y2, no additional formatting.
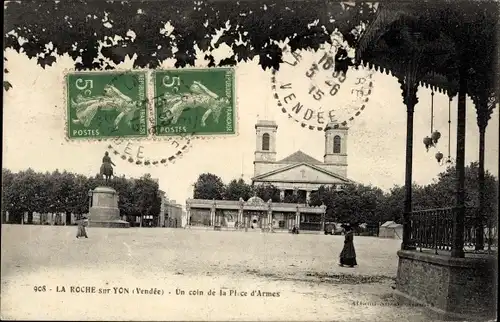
339,225,357,267
76,216,89,238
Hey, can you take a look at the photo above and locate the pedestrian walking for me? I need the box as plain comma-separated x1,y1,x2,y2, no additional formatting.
339,224,357,267
76,216,89,239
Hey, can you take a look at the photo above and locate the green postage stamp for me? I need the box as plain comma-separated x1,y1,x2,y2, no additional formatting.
153,68,236,136
66,71,148,139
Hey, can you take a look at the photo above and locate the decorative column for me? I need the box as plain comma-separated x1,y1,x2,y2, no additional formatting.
295,206,300,229
306,190,311,204
267,199,273,232
238,207,243,230
474,94,495,250
475,99,486,249
279,189,285,201
451,64,468,258
186,205,191,227
238,198,244,229
399,60,419,251
210,200,216,226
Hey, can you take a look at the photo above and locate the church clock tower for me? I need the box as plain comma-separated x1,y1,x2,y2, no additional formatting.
254,120,278,176
324,121,348,178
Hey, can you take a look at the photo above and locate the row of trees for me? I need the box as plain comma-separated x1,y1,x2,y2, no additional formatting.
193,162,498,225
2,168,162,224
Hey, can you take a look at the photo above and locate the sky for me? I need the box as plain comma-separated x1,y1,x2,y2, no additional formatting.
3,41,499,207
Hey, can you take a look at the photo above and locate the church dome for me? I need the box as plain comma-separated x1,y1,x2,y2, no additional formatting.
246,196,264,204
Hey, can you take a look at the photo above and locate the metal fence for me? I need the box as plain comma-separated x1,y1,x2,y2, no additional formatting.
410,207,497,254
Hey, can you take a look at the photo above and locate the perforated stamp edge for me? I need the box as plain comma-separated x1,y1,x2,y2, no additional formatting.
62,68,153,143
63,67,239,143
150,66,239,142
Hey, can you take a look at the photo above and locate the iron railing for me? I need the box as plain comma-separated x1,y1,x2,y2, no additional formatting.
409,207,497,254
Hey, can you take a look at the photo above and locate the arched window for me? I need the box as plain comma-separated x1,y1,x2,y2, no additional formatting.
333,135,341,153
262,133,270,151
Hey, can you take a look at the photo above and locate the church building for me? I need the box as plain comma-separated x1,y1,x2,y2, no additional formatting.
252,120,353,202
184,120,353,233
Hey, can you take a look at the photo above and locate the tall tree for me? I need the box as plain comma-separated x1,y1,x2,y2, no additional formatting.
309,184,387,224
70,173,91,218
133,174,161,218
282,193,300,204
193,173,226,200
253,183,281,203
111,175,135,218
2,168,15,223
224,178,253,201
10,169,40,223
426,162,498,222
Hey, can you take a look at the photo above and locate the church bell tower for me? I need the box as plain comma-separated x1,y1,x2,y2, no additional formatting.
324,122,348,177
254,120,278,176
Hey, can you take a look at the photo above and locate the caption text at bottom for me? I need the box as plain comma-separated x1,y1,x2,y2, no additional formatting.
33,286,280,297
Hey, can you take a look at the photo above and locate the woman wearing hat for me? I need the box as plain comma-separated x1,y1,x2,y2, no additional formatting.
339,224,357,267
76,216,89,238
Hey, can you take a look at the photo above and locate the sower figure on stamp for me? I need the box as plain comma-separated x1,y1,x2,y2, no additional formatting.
339,224,357,268
100,152,116,184
76,216,89,238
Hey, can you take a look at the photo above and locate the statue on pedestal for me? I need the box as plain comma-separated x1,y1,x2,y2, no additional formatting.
100,152,115,184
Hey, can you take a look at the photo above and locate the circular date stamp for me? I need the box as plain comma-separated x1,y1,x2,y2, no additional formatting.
272,34,374,131
106,134,191,167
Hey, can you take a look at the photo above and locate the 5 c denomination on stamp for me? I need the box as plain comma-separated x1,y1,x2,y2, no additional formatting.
66,71,148,139
153,68,236,136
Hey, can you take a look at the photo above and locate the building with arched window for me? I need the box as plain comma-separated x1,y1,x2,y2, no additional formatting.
262,133,270,151
333,135,342,153
185,120,351,233
253,120,351,202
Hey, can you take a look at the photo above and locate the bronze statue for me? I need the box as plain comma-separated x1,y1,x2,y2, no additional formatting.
100,152,116,183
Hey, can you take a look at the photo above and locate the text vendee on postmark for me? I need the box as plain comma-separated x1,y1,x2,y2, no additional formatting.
272,34,374,131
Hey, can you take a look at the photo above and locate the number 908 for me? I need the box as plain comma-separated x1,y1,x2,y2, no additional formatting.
34,285,46,292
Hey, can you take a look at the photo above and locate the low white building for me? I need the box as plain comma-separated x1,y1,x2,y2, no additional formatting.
379,221,403,239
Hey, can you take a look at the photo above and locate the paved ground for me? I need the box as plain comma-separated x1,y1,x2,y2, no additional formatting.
1,225,436,321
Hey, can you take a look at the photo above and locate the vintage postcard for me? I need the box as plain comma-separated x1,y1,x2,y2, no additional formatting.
2,1,498,321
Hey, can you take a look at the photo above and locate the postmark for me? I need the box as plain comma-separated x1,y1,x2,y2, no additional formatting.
66,71,148,139
153,68,236,136
106,137,191,167
272,35,374,131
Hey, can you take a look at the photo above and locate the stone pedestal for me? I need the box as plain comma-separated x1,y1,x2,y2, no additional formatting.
395,250,497,321
89,186,130,228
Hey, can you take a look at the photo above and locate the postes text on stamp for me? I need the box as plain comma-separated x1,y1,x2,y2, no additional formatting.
66,71,148,139
272,39,374,131
153,68,235,136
